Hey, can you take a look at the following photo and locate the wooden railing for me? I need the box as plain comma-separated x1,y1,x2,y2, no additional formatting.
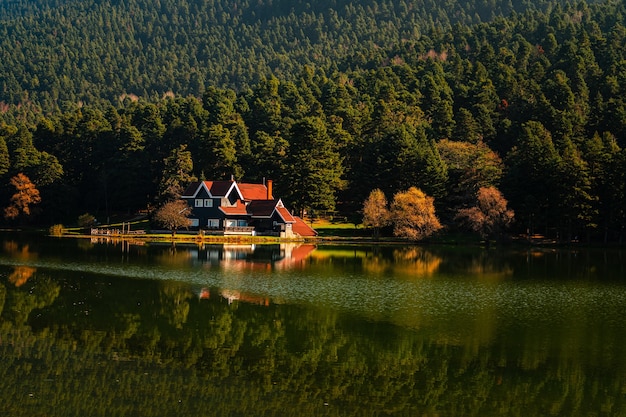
224,226,255,233
91,228,146,235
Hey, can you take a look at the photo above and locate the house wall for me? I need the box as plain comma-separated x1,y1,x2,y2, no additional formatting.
186,188,225,229
251,218,274,232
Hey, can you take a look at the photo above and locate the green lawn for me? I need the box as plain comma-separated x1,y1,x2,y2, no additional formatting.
310,220,372,238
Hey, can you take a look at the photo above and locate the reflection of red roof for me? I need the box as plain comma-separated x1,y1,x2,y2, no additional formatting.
293,217,317,236
289,244,316,262
238,183,269,200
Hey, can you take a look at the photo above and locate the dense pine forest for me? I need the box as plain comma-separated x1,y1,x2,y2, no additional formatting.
1,0,626,242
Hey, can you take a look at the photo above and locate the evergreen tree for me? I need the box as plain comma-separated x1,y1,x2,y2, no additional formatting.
0,136,9,177
158,144,197,203
504,121,562,236
284,116,344,216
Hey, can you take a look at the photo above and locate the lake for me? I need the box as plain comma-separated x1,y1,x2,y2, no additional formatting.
1,233,625,416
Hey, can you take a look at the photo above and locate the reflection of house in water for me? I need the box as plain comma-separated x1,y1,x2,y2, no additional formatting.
220,289,270,306
192,243,316,269
194,243,316,306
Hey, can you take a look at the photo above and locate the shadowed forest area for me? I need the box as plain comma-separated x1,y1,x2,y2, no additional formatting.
1,0,626,242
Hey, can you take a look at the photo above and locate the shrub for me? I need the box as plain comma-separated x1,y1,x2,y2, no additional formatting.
49,224,65,236
77,213,96,228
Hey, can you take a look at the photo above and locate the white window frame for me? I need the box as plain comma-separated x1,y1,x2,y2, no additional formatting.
195,199,203,207
204,199,213,207
207,219,220,229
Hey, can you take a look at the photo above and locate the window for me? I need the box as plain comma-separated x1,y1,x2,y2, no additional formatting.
204,199,213,207
195,199,203,207
225,219,237,228
237,220,248,227
190,218,199,227
207,219,219,229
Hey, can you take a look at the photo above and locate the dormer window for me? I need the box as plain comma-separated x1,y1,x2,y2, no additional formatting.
195,198,214,207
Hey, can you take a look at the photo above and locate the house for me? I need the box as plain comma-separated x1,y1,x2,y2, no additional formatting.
181,179,317,238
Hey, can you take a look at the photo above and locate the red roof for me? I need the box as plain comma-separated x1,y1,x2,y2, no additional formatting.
292,217,317,237
238,183,269,200
276,206,296,223
219,201,248,215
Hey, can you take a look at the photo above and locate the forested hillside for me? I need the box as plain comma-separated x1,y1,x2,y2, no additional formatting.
1,0,626,242
2,0,565,119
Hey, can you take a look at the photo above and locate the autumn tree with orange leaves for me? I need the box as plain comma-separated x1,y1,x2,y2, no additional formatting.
455,186,514,240
4,173,41,220
390,187,442,240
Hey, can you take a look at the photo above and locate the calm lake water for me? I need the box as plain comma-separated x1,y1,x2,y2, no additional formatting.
1,233,625,417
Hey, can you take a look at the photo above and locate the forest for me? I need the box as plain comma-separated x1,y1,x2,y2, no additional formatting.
1,0,626,242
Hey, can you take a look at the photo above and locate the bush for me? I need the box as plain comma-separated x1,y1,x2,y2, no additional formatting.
77,213,96,228
49,224,65,236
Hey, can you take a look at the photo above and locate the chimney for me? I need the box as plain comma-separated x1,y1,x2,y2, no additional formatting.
267,179,273,200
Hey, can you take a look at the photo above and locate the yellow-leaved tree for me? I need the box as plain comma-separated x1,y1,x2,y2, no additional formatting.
390,187,442,240
362,188,390,239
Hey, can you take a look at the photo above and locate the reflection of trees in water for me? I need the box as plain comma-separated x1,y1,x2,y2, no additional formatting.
3,240,38,261
3,240,40,288
467,252,513,280
1,266,625,416
1,274,59,325
392,247,442,278
0,276,626,417
358,246,443,278
8,265,37,287
158,281,194,329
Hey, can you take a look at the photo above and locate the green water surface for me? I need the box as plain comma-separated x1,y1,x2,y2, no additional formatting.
0,234,625,416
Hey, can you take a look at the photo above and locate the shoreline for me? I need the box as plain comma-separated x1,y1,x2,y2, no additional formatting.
1,228,624,248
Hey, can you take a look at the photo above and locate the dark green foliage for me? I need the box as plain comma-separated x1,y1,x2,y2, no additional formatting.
284,116,344,215
1,0,626,241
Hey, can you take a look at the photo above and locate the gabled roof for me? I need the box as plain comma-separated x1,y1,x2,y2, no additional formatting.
210,180,237,197
181,180,242,200
248,199,296,223
181,181,202,197
238,183,269,201
276,206,296,223
219,201,248,215
247,199,278,217
292,217,318,237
